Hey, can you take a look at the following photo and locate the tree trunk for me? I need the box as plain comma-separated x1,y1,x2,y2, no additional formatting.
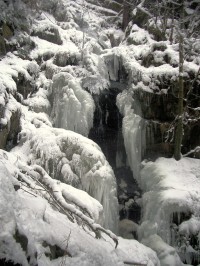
169,4,174,44
174,33,184,160
122,0,130,30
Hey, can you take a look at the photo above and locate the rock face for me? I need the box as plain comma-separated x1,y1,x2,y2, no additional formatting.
0,105,21,150
129,87,200,159
0,23,13,56
16,73,35,99
114,30,200,160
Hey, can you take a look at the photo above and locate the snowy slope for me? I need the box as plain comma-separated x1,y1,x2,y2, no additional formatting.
0,150,159,266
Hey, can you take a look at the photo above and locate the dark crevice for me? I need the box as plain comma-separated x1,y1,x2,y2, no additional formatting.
89,88,142,236
0,260,21,266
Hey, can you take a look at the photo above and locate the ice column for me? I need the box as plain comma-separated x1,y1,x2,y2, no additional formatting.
117,90,146,180
51,72,95,136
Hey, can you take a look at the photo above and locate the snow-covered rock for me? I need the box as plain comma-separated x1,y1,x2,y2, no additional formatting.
139,157,200,265
11,111,118,232
0,149,159,266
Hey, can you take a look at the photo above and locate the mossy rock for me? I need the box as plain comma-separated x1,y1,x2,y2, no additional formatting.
2,23,13,40
152,42,167,52
0,127,8,149
147,25,166,42
53,51,78,67
0,259,21,266
7,34,36,57
141,53,154,67
15,73,35,99
127,34,147,45
87,0,122,12
106,0,122,12
131,7,150,28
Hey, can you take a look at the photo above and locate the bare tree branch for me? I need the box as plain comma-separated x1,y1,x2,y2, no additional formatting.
183,146,200,157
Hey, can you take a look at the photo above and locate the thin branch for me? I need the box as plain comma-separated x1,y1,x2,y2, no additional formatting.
124,261,147,266
20,187,37,197
183,146,200,157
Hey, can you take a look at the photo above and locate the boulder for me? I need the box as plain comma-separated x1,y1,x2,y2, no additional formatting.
0,107,21,150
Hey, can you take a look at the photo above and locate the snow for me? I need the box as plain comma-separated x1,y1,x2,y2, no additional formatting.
127,24,152,45
1,0,200,264
137,157,200,265
103,48,120,81
0,53,33,92
30,35,79,61
141,234,183,266
0,149,159,266
116,237,159,266
11,114,119,232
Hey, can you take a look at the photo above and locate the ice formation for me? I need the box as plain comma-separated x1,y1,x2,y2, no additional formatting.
103,49,121,82
0,149,159,266
117,90,146,180
138,157,200,265
51,72,95,136
12,113,119,233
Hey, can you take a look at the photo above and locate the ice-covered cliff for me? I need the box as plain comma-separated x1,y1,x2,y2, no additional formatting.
0,0,200,265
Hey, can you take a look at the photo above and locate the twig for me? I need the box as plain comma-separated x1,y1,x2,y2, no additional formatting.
20,187,37,197
183,146,200,157
124,262,147,266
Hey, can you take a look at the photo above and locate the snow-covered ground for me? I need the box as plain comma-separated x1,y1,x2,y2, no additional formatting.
0,149,159,266
138,157,200,265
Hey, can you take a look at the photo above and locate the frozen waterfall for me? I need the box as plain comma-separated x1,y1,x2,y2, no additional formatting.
51,72,95,136
117,90,146,180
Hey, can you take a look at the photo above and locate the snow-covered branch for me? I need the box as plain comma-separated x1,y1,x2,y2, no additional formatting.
17,164,119,248
183,146,200,157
